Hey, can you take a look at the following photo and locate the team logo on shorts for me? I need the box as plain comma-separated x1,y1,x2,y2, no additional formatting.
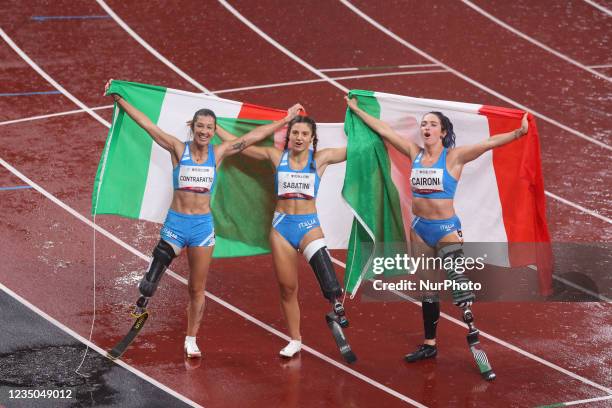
161,227,178,241
440,224,454,232
299,219,317,230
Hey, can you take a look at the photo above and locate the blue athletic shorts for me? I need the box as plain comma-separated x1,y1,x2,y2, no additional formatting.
272,212,321,249
160,209,215,248
412,215,462,248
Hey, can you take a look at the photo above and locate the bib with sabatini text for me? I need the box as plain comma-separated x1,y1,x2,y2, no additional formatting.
277,171,316,199
178,165,215,193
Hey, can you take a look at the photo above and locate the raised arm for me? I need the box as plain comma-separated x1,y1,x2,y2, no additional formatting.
314,147,346,176
215,103,303,162
104,80,183,157
345,96,420,160
215,123,271,161
452,113,529,165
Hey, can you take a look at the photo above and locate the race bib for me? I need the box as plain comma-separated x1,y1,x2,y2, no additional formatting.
410,168,444,194
178,165,215,193
277,171,316,199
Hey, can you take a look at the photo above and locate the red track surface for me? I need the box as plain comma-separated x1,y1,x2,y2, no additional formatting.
1,1,611,407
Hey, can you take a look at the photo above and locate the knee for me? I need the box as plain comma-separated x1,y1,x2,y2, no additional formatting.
279,282,298,301
188,283,205,299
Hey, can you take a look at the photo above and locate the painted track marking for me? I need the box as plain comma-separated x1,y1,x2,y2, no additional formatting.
0,156,427,408
215,0,611,223
583,0,612,16
0,283,204,408
0,28,110,127
0,29,426,407
338,0,611,151
319,63,441,72
203,4,612,390
2,8,610,399
95,0,212,94
462,0,610,82
535,393,612,407
218,0,350,93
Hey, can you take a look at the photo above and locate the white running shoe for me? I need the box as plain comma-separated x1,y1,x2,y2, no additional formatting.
279,339,302,358
184,336,202,358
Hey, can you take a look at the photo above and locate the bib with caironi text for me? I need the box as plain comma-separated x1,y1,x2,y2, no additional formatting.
410,148,457,199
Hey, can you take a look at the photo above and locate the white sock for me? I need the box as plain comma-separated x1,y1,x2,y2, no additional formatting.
184,336,201,357
279,339,302,358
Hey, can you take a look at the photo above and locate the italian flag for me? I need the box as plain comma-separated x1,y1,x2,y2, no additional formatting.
342,90,552,296
92,80,353,257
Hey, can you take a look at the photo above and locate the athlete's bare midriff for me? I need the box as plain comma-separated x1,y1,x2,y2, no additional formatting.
170,190,211,214
412,197,455,220
275,198,317,215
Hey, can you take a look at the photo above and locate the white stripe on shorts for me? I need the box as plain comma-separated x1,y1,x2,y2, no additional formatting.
199,231,215,247
272,212,285,228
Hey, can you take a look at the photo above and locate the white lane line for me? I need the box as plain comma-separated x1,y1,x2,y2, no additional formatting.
2,26,607,230
0,30,425,406
0,105,113,126
1,28,428,407
386,288,612,395
339,263,611,314
319,63,441,72
103,0,612,301
587,63,612,69
540,394,612,407
0,282,204,408
3,17,609,398
202,293,426,407
0,28,110,128
95,0,212,94
218,0,350,93
327,256,612,394
213,69,448,94
462,0,610,82
340,252,609,304
0,157,426,408
0,69,441,127
583,0,612,16
535,265,612,303
339,0,611,152
545,190,611,224
215,1,612,224
0,72,446,128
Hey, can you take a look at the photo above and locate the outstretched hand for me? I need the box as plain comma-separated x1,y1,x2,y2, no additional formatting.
345,95,359,110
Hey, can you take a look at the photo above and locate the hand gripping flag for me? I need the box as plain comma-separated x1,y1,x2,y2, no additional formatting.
92,80,352,257
342,90,552,297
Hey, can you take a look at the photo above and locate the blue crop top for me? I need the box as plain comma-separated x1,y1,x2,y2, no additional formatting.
275,150,321,200
410,148,457,199
173,142,216,194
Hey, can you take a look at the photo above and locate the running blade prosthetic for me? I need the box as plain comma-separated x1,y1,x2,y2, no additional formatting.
107,301,150,360
326,312,357,363
467,329,495,381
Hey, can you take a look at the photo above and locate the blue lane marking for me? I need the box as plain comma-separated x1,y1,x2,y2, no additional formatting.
0,186,33,191
31,15,111,21
0,91,61,97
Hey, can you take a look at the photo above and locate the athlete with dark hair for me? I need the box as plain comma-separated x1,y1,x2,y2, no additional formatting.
217,113,356,362
347,96,529,379
104,79,302,358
